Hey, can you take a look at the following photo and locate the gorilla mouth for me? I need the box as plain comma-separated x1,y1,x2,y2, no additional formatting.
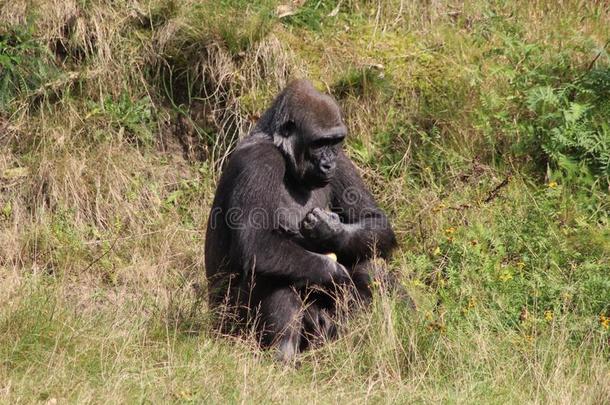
313,174,332,187
302,171,332,188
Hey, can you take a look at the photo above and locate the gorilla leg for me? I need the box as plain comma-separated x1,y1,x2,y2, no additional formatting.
301,295,338,350
299,262,374,350
255,286,304,363
241,261,384,360
350,260,374,304
310,260,374,333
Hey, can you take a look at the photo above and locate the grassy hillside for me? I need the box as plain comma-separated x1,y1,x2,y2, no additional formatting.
1,0,609,403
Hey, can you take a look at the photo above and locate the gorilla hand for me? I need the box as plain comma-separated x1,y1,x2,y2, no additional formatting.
300,208,345,246
306,254,350,286
327,259,351,285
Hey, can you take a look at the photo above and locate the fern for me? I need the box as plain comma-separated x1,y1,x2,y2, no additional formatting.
521,68,610,183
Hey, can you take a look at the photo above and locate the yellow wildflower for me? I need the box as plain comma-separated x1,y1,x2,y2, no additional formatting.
499,270,513,282
467,297,476,309
445,227,456,234
544,310,553,321
517,261,526,270
433,246,441,256
600,315,610,330
548,181,558,189
432,202,446,212
427,321,446,333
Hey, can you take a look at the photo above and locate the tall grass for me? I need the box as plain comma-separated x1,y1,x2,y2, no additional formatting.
1,0,608,402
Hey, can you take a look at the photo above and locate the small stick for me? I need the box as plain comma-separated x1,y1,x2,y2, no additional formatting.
586,40,609,72
82,234,120,272
484,176,511,203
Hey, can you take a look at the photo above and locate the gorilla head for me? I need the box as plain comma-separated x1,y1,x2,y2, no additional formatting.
255,80,347,188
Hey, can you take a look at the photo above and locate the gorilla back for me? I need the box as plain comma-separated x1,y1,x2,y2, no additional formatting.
204,79,396,362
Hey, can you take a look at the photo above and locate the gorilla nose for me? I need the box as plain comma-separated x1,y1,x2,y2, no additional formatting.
320,162,335,174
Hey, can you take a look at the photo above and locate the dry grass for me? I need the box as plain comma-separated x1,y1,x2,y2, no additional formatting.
1,0,609,403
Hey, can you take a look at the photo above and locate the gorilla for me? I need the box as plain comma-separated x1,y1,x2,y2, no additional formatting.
205,79,396,362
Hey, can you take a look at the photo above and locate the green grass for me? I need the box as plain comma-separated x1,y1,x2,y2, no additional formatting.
1,0,609,402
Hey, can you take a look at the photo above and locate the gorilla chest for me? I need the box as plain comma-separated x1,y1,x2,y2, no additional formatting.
276,187,330,234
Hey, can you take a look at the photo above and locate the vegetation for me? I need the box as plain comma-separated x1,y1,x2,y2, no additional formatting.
1,0,608,402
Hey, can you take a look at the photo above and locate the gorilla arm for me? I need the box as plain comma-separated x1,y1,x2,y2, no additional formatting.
301,152,397,266
227,143,350,288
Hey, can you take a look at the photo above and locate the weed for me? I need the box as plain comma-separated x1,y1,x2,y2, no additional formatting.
97,93,156,146
0,21,58,110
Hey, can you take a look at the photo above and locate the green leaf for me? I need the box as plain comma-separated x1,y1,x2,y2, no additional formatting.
564,102,589,124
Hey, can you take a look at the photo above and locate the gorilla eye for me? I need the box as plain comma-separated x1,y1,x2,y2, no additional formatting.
310,136,344,149
310,139,329,149
279,120,296,137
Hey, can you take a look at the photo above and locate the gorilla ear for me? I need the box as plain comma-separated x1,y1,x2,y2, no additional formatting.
279,120,297,138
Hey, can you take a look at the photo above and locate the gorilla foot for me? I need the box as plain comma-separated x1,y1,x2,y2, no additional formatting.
274,336,300,366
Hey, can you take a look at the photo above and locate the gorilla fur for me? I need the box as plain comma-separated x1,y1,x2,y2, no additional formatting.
205,79,396,362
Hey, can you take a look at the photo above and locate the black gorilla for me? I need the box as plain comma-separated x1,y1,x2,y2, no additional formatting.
205,79,396,362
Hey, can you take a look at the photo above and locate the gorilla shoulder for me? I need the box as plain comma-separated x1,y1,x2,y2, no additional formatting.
224,136,287,184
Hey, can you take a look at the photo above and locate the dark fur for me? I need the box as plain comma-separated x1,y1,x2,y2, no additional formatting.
205,79,396,362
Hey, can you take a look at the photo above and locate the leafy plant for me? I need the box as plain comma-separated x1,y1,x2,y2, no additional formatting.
522,69,610,185
470,12,610,188
0,22,57,111
87,93,156,145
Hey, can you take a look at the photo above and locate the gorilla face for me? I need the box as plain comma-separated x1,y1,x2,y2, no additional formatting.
278,119,346,189
302,132,345,187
